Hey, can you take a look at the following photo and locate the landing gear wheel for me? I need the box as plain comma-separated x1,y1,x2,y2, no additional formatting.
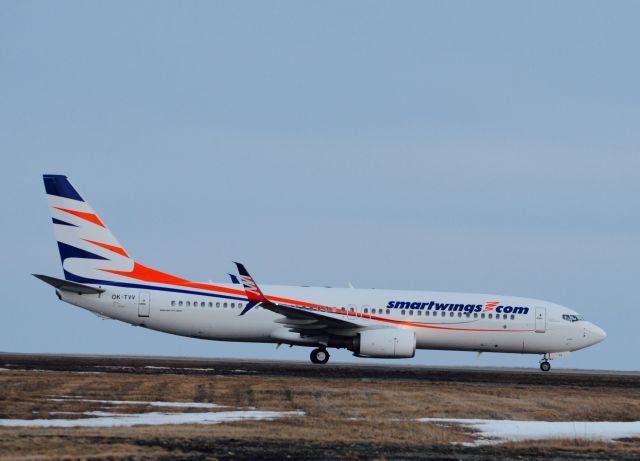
310,348,330,364
540,360,551,372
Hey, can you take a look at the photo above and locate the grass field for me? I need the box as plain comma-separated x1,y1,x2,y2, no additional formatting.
0,356,638,460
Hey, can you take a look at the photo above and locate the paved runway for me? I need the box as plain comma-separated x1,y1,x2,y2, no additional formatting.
1,352,638,388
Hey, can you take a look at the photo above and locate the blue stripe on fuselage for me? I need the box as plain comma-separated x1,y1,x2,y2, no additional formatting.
63,270,247,302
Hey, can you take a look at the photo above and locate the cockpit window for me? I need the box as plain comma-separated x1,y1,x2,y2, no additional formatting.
562,314,584,322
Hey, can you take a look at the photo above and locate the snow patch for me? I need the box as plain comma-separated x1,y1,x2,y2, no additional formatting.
0,410,305,428
48,398,224,409
144,366,216,372
420,418,640,445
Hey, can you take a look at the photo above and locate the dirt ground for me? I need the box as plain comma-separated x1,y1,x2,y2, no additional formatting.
0,353,638,460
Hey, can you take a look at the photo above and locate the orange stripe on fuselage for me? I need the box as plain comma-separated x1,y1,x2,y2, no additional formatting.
366,314,530,332
83,239,129,258
101,262,247,297
100,262,530,333
54,207,105,227
101,261,333,307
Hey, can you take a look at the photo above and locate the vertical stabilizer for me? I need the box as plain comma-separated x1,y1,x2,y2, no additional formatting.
43,175,134,282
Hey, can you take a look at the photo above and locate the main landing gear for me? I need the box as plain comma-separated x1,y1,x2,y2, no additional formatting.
310,347,330,364
539,359,551,372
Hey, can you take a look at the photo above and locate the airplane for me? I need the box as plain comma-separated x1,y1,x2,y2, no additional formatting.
35,174,606,372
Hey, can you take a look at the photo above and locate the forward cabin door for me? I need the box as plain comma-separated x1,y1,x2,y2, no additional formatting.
534,307,546,333
138,291,150,317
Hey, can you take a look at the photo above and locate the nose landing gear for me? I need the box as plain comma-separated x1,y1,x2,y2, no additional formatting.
539,359,551,372
310,347,330,364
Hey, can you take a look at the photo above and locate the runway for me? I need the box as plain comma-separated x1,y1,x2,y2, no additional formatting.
1,352,638,388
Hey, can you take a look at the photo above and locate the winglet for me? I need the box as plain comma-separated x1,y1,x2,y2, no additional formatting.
234,262,269,315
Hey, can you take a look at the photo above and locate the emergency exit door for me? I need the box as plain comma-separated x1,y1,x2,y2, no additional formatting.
138,291,150,317
535,307,546,333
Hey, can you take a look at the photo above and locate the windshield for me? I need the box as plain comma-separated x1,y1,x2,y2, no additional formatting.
562,314,584,322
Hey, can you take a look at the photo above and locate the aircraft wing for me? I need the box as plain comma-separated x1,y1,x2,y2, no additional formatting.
233,262,361,334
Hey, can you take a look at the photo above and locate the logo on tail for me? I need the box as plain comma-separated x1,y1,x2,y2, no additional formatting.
43,174,133,283
234,262,269,315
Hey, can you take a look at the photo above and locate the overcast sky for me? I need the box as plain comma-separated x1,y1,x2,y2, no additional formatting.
1,1,638,371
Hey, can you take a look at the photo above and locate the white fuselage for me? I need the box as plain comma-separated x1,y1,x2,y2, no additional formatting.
59,282,605,355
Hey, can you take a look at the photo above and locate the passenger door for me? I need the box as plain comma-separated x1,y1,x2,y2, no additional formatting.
138,291,150,317
534,307,546,333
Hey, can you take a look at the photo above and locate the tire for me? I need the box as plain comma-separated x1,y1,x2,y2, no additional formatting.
310,348,330,365
540,361,551,372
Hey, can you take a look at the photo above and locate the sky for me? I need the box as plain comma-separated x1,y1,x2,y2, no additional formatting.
1,1,638,371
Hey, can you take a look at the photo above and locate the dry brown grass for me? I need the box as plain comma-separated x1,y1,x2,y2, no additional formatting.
0,368,638,459
496,437,640,456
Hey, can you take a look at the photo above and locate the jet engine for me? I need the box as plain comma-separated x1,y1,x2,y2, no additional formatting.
355,328,416,358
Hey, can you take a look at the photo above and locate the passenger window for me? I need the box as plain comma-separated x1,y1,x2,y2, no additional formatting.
231,303,235,308
481,313,485,318
350,307,355,312
458,312,462,317
450,312,454,317
488,314,492,319
216,302,220,308
386,309,390,315
238,303,243,308
409,310,413,316
474,313,478,318
401,310,405,315
441,312,445,317
425,311,430,316
223,303,228,308
178,301,183,307
186,301,190,307
171,301,175,306
201,302,205,307
510,314,515,320
364,308,368,313
208,302,212,307
417,311,422,316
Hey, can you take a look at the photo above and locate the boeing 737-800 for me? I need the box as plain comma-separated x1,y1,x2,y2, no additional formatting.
35,175,606,371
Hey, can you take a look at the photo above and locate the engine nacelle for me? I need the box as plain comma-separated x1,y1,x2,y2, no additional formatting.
356,328,416,358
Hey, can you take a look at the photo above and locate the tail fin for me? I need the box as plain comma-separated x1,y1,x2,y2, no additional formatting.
43,175,134,282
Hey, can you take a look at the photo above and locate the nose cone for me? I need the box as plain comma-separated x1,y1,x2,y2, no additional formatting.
586,322,607,346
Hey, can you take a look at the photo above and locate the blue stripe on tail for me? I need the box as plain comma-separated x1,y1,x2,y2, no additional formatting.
57,241,109,264
43,174,84,201
52,218,78,227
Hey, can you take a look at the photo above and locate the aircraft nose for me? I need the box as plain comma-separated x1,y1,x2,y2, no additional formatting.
586,322,607,345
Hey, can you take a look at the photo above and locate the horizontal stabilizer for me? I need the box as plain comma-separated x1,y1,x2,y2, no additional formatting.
32,274,105,294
